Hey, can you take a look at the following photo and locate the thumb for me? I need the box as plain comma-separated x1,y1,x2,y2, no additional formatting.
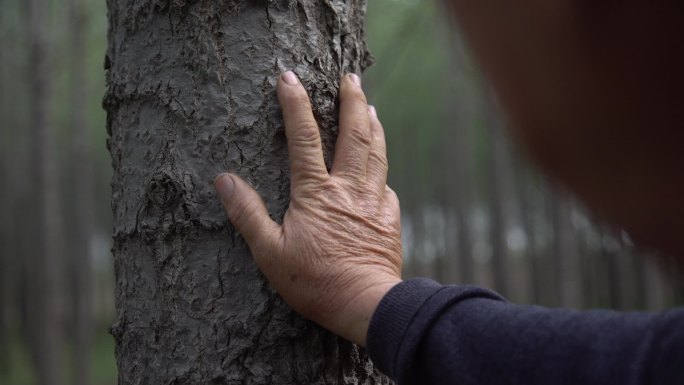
214,173,282,251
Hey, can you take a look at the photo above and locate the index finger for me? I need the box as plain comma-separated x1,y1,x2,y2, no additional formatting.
277,71,329,188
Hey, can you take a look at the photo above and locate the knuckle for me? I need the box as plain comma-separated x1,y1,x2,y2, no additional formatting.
385,186,399,202
293,122,321,147
371,122,386,141
349,122,372,146
294,162,328,183
370,150,388,170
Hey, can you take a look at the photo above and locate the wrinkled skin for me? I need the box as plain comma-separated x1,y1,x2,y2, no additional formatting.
216,0,684,353
215,73,402,346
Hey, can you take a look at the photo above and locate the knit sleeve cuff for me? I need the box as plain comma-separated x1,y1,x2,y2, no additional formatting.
366,278,506,381
366,278,443,378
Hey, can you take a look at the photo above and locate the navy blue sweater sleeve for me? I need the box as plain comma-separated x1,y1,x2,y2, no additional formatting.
367,279,684,385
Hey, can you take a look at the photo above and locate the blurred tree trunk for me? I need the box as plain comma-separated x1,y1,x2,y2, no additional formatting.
0,104,6,373
403,115,425,279
0,17,9,368
0,181,5,368
549,191,583,308
612,237,639,310
69,0,93,383
642,257,667,311
105,1,387,384
447,56,475,284
438,1,475,285
577,229,602,308
439,116,476,285
593,227,614,307
602,230,624,309
27,0,63,383
672,263,684,305
627,248,646,309
452,123,475,285
485,97,509,296
516,166,543,304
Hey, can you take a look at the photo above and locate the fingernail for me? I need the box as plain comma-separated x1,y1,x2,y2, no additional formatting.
368,105,377,119
349,73,361,87
282,71,299,85
214,173,235,201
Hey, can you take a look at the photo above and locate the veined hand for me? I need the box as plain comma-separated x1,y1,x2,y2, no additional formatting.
214,71,403,347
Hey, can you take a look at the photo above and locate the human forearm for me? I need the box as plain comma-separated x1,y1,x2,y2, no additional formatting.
369,278,684,385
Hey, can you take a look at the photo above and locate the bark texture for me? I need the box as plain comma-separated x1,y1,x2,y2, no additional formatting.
105,1,388,384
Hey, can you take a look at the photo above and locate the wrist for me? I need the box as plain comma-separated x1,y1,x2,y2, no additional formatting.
332,278,402,347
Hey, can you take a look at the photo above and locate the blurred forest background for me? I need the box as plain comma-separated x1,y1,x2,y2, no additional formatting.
1,0,683,383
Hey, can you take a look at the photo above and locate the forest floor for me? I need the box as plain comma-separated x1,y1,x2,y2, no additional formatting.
0,328,117,385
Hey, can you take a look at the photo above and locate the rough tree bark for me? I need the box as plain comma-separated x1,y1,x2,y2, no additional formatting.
105,1,389,384
69,0,93,383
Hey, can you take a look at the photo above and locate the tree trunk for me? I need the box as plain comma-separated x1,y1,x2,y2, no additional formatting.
549,191,583,308
485,96,510,296
602,229,625,309
0,111,6,374
438,0,475,287
28,0,63,383
0,16,9,368
105,1,388,384
70,0,93,383
515,165,542,304
642,257,667,311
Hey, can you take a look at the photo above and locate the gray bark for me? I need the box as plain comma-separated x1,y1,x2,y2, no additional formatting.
105,1,389,384
70,0,93,383
28,0,63,383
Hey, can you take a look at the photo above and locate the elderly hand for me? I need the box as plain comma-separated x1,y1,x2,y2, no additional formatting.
214,72,403,346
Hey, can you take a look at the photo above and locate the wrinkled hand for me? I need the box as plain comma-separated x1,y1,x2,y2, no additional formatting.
214,72,402,346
